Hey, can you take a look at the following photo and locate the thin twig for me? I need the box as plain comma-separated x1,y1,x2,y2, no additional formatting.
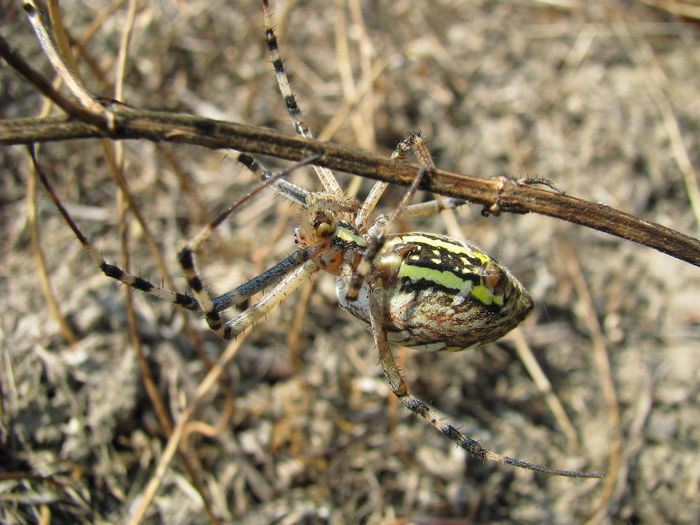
511,329,580,449
3,26,699,265
562,243,622,523
27,157,78,345
24,1,112,122
616,21,700,228
2,25,699,265
636,0,700,19
126,331,250,525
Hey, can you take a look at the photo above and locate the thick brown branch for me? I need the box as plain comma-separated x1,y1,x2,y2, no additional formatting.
1,111,699,266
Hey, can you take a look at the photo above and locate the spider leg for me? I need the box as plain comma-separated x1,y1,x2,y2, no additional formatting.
235,152,311,207
176,156,319,339
355,181,390,231
262,0,342,196
176,246,316,339
33,146,317,340
366,284,603,478
30,147,200,312
355,131,435,230
212,249,311,313
345,166,428,301
355,181,466,231
399,197,466,219
221,260,318,340
391,130,434,166
349,131,468,299
389,130,470,220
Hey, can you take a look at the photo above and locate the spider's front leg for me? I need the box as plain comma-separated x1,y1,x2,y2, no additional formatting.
29,148,201,313
178,245,318,340
176,154,320,339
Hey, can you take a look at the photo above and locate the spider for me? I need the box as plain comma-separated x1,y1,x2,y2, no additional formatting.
33,0,603,479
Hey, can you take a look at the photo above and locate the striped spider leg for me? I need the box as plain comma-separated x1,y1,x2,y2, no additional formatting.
30,146,323,331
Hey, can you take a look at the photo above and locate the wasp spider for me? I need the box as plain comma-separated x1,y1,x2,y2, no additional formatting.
35,0,603,479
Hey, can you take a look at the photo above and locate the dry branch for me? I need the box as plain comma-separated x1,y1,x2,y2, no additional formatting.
2,109,700,266
2,29,699,267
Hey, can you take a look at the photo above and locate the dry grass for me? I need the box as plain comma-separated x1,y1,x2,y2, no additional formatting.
2,0,699,523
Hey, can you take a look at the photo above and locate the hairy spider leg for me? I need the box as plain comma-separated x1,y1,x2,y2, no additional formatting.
262,0,342,196
32,146,322,339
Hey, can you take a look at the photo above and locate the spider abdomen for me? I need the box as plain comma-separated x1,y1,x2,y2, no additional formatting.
337,232,533,351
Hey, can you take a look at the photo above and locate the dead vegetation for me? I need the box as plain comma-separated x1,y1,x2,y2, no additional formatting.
1,0,699,523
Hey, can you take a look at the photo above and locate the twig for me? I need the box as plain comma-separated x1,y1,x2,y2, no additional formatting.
126,331,250,525
562,244,621,523
2,110,699,267
636,0,700,19
511,329,580,449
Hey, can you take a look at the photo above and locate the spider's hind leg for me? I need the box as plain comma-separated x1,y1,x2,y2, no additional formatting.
261,0,342,195
346,131,466,302
365,283,604,479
